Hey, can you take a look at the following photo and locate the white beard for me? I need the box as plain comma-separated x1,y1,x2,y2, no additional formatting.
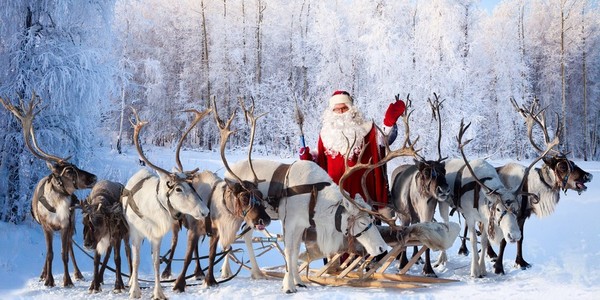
320,106,371,158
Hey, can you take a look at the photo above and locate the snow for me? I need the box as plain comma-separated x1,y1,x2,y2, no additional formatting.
0,146,599,300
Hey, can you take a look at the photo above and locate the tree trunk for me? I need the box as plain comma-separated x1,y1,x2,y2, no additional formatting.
255,0,265,85
560,1,568,153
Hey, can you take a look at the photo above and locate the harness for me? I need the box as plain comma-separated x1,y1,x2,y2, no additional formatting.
122,174,189,221
266,163,330,227
35,168,80,216
451,165,493,214
333,204,373,238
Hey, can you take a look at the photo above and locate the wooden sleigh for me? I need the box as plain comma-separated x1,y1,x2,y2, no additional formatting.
230,223,460,289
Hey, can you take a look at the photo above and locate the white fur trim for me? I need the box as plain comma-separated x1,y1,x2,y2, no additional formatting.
328,94,353,109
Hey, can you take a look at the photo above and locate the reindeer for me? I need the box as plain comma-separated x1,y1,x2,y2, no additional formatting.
160,105,271,292
81,180,131,293
390,94,451,277
122,108,210,299
444,120,541,278
0,94,97,287
482,98,593,274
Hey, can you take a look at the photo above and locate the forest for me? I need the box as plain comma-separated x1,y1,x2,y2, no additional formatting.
0,0,599,223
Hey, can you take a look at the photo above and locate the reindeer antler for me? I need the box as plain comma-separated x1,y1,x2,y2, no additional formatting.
239,96,267,185
0,92,70,164
509,97,561,197
174,108,211,173
130,107,172,176
428,93,447,162
336,106,420,228
210,96,247,185
456,119,498,195
510,97,561,156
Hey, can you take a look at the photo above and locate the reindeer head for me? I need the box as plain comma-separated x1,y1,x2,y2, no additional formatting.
510,97,593,195
542,155,592,194
338,195,387,257
0,94,97,196
211,97,271,230
415,159,450,202
224,180,270,230
81,200,124,254
130,107,210,220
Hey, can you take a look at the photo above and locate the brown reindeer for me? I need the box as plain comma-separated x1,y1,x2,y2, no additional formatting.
0,93,97,287
81,180,131,293
160,103,271,291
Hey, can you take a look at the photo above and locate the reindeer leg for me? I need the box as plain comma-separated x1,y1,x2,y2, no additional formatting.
161,224,179,279
43,229,55,287
515,218,531,269
469,223,482,278
129,240,141,299
152,240,167,300
487,243,498,261
458,225,469,256
113,239,125,293
90,252,102,293
192,237,205,280
282,228,302,293
124,235,132,284
98,245,112,285
244,229,265,279
422,248,437,277
493,239,507,275
220,246,233,279
68,217,84,281
60,229,74,287
173,233,198,292
412,246,423,264
205,233,219,287
397,248,409,270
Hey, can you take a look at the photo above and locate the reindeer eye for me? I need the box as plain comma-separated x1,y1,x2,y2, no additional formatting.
175,187,183,193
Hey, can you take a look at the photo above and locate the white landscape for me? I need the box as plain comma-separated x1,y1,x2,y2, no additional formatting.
0,146,598,300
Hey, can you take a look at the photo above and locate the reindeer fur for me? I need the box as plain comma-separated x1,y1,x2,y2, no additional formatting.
391,160,451,276
227,159,387,293
487,160,592,273
444,158,521,278
82,180,131,293
122,168,209,299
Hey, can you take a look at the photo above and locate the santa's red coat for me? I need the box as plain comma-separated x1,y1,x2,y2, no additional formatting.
314,124,389,208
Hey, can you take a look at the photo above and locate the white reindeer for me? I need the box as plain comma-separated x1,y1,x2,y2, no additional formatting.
122,109,210,299
227,159,388,293
443,120,527,278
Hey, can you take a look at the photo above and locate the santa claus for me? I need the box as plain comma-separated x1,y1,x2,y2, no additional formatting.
299,90,405,214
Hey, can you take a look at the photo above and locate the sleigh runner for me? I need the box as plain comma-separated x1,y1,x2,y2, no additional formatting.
229,223,460,289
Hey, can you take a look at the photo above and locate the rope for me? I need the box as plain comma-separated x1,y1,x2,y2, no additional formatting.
73,240,242,286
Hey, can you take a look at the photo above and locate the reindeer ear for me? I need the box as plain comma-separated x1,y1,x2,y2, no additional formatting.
542,155,556,167
224,178,242,193
47,161,58,173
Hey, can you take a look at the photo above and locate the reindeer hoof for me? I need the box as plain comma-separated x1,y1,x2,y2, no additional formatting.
173,280,186,293
296,283,307,288
74,272,84,281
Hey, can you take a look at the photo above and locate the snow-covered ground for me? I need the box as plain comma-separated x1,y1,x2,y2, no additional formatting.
0,146,598,299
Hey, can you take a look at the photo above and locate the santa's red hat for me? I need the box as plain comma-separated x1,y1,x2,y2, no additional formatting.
328,90,353,109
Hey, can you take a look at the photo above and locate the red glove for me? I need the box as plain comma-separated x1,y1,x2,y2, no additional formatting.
299,147,313,161
383,97,406,126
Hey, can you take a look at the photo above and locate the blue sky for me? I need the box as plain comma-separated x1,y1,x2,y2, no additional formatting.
481,0,501,12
